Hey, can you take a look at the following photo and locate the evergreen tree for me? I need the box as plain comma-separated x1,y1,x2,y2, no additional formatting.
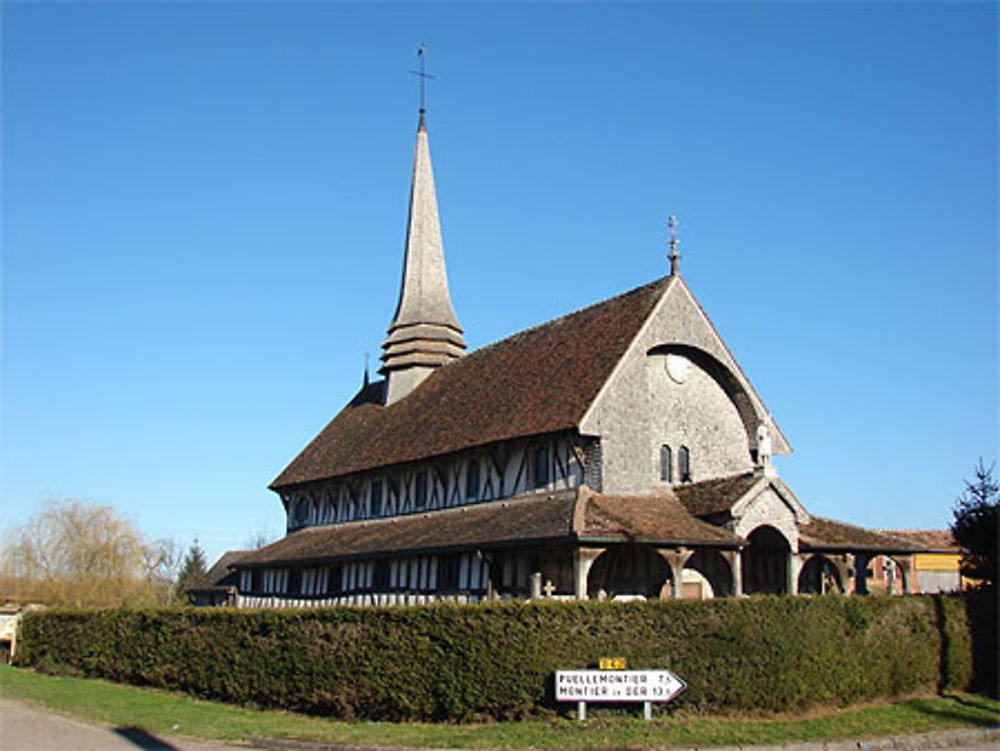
175,539,208,602
951,459,998,590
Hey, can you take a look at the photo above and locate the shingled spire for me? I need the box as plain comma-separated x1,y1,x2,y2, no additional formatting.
380,112,466,405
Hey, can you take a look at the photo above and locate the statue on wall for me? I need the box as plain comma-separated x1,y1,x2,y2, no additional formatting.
756,423,772,465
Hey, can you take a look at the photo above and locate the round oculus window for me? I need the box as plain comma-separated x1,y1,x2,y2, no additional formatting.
665,354,691,384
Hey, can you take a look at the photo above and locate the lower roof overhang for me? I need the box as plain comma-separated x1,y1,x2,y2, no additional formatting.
233,486,742,570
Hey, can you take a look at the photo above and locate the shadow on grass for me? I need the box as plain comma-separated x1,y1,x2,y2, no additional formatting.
907,697,1000,729
112,726,180,750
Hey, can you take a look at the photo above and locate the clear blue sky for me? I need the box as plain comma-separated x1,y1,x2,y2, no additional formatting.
3,3,997,566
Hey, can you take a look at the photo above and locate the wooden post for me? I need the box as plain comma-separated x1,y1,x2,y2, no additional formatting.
643,701,652,720
577,701,587,721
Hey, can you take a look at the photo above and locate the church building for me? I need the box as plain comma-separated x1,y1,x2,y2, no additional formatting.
230,107,928,607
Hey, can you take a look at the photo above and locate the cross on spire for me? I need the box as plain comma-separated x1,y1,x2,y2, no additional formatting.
410,44,435,125
667,214,682,276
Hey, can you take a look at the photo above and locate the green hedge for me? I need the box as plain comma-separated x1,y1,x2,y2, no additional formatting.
15,594,986,721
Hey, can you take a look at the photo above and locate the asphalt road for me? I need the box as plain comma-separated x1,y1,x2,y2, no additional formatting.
1,696,997,751
0,698,250,751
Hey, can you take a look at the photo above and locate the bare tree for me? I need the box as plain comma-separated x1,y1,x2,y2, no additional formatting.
244,530,275,550
0,499,179,607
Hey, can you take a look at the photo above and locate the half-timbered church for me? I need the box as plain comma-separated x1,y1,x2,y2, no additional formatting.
230,107,928,607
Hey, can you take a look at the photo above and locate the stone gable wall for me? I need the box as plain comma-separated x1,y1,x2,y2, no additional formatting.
582,280,758,494
733,485,800,550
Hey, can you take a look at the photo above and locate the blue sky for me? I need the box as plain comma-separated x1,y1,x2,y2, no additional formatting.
3,2,997,566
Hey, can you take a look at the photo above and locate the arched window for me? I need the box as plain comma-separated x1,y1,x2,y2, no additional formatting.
678,446,691,483
466,460,480,501
660,444,672,483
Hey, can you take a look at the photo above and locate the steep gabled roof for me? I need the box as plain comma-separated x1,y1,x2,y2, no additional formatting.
272,277,671,489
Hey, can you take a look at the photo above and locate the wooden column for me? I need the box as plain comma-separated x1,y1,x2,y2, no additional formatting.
656,548,694,600
573,547,605,600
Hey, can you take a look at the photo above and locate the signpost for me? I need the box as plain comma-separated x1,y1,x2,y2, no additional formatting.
555,667,686,721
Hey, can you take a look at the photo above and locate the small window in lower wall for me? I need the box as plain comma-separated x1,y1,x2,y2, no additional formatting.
438,554,460,591
326,565,343,596
373,560,390,590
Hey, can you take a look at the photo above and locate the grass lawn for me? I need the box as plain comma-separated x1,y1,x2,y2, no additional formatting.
1,665,997,750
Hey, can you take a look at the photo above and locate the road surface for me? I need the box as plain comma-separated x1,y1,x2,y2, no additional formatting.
0,698,251,751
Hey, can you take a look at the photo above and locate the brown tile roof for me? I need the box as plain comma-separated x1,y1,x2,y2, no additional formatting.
799,517,927,553
195,550,252,589
271,277,671,489
235,486,740,568
582,490,739,546
236,491,581,566
879,529,959,552
674,472,760,517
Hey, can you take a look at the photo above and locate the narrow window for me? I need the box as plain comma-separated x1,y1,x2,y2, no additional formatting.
370,480,383,517
294,498,310,527
660,444,673,483
326,566,343,596
534,445,550,488
465,460,480,501
287,568,301,595
438,554,460,591
678,446,691,483
373,560,390,591
415,471,428,509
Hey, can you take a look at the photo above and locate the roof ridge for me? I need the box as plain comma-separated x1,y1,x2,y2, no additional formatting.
462,276,670,362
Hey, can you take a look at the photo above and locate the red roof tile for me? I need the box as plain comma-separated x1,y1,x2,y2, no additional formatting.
237,491,581,566
879,529,959,552
236,485,741,568
582,490,739,546
674,472,760,517
799,517,927,553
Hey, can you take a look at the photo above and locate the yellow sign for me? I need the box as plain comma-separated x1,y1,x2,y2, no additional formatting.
599,657,627,670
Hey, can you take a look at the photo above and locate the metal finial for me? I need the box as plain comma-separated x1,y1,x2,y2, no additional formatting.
409,44,435,124
667,215,681,276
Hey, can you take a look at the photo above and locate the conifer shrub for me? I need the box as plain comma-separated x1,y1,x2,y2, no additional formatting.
15,594,983,721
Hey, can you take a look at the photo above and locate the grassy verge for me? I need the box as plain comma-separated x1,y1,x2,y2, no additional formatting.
1,664,997,750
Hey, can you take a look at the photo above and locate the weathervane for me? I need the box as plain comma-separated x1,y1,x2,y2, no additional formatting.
667,215,681,276
409,44,435,122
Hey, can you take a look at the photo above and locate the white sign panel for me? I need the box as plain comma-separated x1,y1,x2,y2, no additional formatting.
555,669,686,703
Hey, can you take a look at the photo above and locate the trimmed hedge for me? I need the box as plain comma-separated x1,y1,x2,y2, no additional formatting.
16,593,989,721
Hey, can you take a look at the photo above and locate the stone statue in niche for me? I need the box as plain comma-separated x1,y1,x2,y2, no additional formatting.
756,423,772,465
